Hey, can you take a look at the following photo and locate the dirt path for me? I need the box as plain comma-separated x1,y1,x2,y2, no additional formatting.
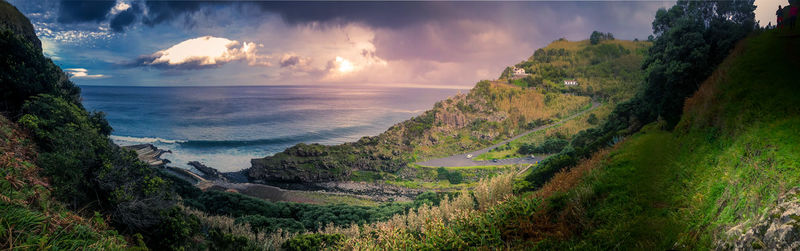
416,101,600,167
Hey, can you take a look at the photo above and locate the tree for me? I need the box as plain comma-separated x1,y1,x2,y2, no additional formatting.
590,31,601,45
587,113,599,125
643,0,756,128
590,31,615,45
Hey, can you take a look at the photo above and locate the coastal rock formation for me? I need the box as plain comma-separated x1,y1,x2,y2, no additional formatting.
722,187,800,250
123,144,171,167
188,161,227,182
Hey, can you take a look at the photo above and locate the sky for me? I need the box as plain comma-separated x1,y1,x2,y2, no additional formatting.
8,0,780,88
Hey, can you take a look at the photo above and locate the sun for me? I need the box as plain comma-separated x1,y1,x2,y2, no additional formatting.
335,56,355,73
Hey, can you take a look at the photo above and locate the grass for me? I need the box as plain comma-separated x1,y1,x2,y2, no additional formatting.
537,30,800,249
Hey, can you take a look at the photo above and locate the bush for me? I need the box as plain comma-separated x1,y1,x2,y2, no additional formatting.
436,167,463,184
587,113,598,125
282,233,344,251
519,137,568,154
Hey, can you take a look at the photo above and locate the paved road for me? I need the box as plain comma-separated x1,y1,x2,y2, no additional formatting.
416,101,600,167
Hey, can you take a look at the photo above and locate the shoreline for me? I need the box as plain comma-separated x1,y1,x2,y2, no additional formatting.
123,143,423,203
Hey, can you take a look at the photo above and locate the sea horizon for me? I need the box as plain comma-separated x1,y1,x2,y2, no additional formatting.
81,85,465,172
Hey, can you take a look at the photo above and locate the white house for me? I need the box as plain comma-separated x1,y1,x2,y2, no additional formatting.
564,79,579,86
512,67,527,77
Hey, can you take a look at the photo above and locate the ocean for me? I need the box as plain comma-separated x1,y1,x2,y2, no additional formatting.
80,85,463,172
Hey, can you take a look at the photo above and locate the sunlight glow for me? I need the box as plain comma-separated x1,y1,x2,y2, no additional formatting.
336,56,355,73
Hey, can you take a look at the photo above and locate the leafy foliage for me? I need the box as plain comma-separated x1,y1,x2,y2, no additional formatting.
0,115,130,250
0,29,79,118
518,137,569,154
642,0,756,128
589,31,615,45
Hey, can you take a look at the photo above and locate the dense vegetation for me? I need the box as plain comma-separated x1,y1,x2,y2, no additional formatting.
0,115,131,249
286,0,791,249
524,0,756,189
5,0,789,249
0,2,435,249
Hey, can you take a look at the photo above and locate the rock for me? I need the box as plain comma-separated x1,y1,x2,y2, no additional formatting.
188,161,227,182
123,144,172,167
721,187,800,250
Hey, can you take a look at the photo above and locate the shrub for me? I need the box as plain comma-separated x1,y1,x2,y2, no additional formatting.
282,233,345,251
587,113,598,125
436,167,463,184
519,137,568,154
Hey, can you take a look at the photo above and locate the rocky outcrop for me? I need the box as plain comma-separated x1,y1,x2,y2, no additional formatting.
721,187,800,250
123,144,171,167
188,161,227,182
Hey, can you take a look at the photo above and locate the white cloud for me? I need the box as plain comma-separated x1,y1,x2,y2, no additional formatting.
65,68,108,79
110,1,132,15
138,36,271,68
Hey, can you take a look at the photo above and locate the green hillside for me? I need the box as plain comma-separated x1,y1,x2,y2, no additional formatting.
249,38,650,185
538,28,800,249
286,1,778,249
317,21,793,251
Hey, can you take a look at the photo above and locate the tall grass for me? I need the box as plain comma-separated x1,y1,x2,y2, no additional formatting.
179,205,293,250
318,170,519,249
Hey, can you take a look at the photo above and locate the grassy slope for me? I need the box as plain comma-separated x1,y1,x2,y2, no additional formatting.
540,30,800,249
329,31,799,249
0,116,131,249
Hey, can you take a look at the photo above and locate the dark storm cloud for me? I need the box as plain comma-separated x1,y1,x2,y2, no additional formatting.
110,3,141,32
141,1,208,26
57,0,115,23
131,1,501,29
251,1,494,28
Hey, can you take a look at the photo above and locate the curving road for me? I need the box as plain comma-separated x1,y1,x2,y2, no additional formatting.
416,101,600,168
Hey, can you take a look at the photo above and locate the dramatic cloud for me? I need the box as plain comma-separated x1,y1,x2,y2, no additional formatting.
57,0,115,23
11,0,674,86
65,68,107,78
133,36,270,69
